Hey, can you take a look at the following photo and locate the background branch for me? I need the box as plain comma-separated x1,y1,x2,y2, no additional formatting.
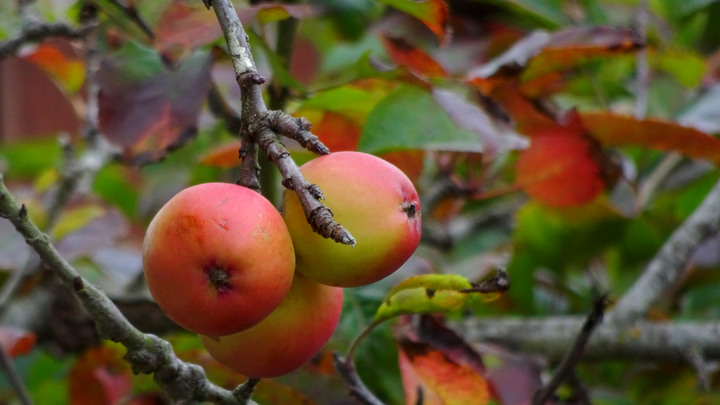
457,316,720,362
608,177,720,324
0,21,95,59
0,175,258,405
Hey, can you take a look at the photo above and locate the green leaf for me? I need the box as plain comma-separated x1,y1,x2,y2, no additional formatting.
359,85,483,154
299,86,381,118
655,49,706,88
373,274,502,323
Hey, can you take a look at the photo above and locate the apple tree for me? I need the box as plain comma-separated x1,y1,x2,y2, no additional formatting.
2,0,720,404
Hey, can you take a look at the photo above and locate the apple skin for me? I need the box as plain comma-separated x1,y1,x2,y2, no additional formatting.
199,273,343,378
142,182,295,337
282,151,422,287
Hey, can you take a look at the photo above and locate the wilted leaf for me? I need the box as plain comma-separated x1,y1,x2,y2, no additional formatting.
22,42,85,93
581,112,720,165
377,0,451,45
0,326,36,357
360,85,483,154
98,48,213,165
521,26,642,82
398,339,490,405
199,140,243,168
469,26,642,89
382,36,448,79
68,344,132,405
374,274,503,323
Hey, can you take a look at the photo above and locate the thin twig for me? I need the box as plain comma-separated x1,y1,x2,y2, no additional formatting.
0,21,96,59
208,0,355,245
0,343,33,405
333,353,387,405
532,294,608,405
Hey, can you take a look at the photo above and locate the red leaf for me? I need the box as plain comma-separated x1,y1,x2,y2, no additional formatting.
382,36,448,79
582,112,720,165
398,339,490,405
0,327,36,357
69,345,132,405
515,113,606,207
155,1,315,63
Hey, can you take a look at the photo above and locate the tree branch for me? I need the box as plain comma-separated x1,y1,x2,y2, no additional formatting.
0,21,95,59
207,0,355,245
457,316,720,362
0,174,258,405
608,177,720,325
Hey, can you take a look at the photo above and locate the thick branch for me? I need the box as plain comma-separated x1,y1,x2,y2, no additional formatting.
456,316,720,362
0,174,257,405
608,177,720,324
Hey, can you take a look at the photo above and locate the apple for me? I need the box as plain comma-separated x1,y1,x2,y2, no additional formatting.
142,182,295,337
282,151,421,287
199,273,343,378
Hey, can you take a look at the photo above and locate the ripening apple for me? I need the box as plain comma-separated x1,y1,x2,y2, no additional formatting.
199,272,343,378
282,151,422,287
142,182,295,337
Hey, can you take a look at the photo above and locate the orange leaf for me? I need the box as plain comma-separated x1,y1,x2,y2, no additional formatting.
199,140,243,168
581,112,720,165
380,0,451,45
312,111,362,152
398,339,490,405
0,327,36,357
380,150,425,185
23,43,85,93
382,36,448,79
69,345,132,405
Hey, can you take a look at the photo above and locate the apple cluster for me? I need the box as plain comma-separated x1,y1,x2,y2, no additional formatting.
142,152,422,378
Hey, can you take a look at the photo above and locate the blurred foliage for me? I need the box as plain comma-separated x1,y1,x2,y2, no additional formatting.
2,0,720,404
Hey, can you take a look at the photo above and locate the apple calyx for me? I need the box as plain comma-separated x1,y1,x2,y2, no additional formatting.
402,201,418,218
205,266,232,294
